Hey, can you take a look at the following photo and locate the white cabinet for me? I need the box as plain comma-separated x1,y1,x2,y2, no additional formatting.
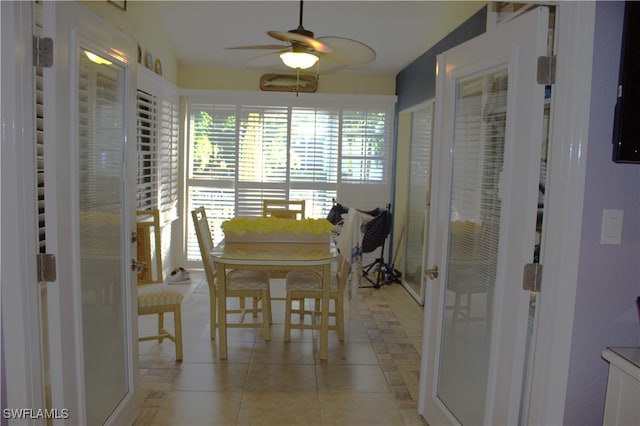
602,347,640,426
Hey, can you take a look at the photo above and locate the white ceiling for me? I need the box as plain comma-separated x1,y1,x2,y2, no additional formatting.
155,1,487,76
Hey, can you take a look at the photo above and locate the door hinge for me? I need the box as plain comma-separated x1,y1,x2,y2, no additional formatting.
33,36,53,68
37,253,57,282
522,263,542,292
536,55,556,85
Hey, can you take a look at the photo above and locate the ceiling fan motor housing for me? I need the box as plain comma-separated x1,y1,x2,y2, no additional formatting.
291,25,314,39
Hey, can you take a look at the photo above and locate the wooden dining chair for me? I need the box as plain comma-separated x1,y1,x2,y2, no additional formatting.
136,209,163,284
191,207,272,344
262,199,305,220
283,254,350,342
136,209,184,361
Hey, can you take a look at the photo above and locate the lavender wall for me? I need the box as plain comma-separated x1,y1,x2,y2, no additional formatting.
564,2,640,424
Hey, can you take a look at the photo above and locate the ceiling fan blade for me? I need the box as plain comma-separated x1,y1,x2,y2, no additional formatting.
314,60,346,73
267,30,332,53
317,37,376,66
225,44,288,50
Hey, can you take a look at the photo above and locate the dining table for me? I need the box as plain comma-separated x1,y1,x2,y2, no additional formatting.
210,240,338,360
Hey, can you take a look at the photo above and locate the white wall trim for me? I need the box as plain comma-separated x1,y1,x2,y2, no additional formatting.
526,2,596,424
181,88,397,109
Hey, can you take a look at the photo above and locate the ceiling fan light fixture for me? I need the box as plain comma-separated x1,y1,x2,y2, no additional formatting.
280,51,318,69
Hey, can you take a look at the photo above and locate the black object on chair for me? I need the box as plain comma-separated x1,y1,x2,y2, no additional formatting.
361,204,400,288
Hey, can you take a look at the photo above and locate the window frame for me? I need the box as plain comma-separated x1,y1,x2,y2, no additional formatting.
183,91,397,263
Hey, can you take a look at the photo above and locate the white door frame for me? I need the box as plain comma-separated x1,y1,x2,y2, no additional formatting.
526,3,595,424
1,1,47,419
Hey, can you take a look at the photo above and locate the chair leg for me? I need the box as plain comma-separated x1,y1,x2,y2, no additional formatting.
284,292,293,342
174,304,183,362
266,286,273,324
336,295,345,341
261,289,271,341
158,312,165,343
252,297,259,318
209,285,217,340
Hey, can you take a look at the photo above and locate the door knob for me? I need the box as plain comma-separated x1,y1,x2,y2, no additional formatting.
425,265,439,279
131,259,146,272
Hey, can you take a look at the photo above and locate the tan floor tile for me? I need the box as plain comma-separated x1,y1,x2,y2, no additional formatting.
319,392,405,425
237,392,322,426
245,363,318,393
317,364,390,393
251,340,315,364
179,338,220,364
400,408,429,426
132,406,159,426
320,341,379,364
150,390,242,426
171,363,249,392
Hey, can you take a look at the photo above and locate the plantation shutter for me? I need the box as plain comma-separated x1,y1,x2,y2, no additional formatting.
190,104,237,181
290,107,339,183
235,106,289,217
136,89,158,210
185,97,394,263
159,94,179,214
35,0,46,253
341,110,388,183
136,68,180,221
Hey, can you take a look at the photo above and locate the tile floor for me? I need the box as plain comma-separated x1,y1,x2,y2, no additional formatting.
134,271,427,426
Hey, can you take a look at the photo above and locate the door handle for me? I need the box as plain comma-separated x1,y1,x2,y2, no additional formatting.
425,265,439,280
131,259,146,272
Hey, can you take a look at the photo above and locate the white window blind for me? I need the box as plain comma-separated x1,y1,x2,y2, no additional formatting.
186,96,394,262
136,70,180,220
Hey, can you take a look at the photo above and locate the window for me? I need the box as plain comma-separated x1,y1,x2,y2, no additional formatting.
185,94,395,262
136,69,179,221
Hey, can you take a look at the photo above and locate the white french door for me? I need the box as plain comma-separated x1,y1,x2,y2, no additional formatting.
419,7,549,425
43,2,139,424
401,101,434,305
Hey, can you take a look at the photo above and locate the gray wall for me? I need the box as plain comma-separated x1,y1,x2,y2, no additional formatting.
564,2,640,424
395,6,486,110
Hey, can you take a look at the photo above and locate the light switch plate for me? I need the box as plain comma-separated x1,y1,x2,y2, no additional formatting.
600,209,623,245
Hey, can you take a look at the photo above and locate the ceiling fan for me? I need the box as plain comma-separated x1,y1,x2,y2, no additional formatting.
226,0,376,73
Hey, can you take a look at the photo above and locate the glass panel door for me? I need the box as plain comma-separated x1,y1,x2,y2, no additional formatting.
437,68,507,425
402,104,433,304
419,7,549,425
77,48,129,425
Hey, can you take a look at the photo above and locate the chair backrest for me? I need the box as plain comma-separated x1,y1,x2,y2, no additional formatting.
262,199,305,220
191,207,216,287
136,209,163,285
